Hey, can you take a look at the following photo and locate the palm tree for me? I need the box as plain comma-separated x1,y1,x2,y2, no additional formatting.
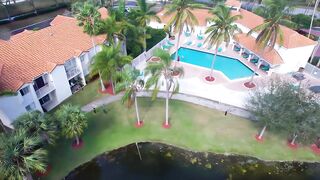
245,9,285,88
115,65,145,127
55,104,88,147
13,111,57,145
164,0,203,66
91,45,132,94
0,129,47,180
145,48,184,128
204,4,242,81
132,0,161,52
308,0,320,38
74,2,106,91
100,13,130,52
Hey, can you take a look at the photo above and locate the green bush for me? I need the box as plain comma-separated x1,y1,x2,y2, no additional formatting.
146,27,166,51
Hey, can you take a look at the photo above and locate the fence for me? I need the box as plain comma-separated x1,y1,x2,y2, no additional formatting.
305,63,320,79
132,37,167,67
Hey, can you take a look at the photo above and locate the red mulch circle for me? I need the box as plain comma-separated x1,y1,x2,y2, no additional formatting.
135,121,144,128
255,134,264,142
170,36,175,40
151,57,160,62
72,138,84,150
287,142,299,149
310,144,320,154
162,122,171,129
244,82,256,88
172,71,180,76
98,83,114,95
205,76,215,82
35,165,52,177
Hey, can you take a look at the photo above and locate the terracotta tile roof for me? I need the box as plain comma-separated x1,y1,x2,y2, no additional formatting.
156,8,210,27
235,34,284,65
156,5,315,49
0,14,106,92
233,9,316,48
225,0,242,7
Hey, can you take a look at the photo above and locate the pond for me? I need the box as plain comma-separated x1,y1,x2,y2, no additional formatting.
66,142,320,180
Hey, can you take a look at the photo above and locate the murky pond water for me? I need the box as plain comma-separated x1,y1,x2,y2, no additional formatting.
66,142,320,180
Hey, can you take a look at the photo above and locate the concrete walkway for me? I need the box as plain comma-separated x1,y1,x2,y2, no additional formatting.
81,91,256,121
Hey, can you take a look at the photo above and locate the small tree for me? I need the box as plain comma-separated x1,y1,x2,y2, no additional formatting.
0,129,47,180
116,64,145,127
145,48,184,128
247,77,320,144
13,111,57,145
56,104,88,147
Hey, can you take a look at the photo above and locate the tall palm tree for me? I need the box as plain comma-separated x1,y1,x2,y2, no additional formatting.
91,45,132,94
132,0,161,52
74,2,106,91
0,129,47,180
145,48,184,128
13,111,57,145
204,4,242,81
55,104,88,147
245,9,285,88
115,65,145,127
308,0,320,37
100,13,130,48
164,0,203,65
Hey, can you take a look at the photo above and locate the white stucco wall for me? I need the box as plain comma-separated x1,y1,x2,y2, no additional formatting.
274,45,315,73
50,65,72,103
0,95,27,125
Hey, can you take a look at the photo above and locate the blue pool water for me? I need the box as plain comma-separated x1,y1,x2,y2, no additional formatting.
172,48,254,80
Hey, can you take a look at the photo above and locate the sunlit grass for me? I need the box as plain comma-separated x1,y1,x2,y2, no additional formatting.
45,98,320,180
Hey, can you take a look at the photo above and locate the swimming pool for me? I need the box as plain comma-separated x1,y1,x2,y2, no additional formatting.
172,48,254,80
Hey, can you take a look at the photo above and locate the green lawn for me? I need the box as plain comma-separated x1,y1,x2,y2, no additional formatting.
59,80,108,107
44,98,320,179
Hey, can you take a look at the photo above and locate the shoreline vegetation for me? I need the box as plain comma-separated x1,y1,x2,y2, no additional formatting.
44,98,320,180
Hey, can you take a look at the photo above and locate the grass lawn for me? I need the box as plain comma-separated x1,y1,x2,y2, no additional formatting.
44,98,320,179
58,79,108,107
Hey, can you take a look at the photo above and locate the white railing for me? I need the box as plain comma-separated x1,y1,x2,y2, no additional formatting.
305,63,320,79
132,37,167,67
35,83,55,99
66,68,81,80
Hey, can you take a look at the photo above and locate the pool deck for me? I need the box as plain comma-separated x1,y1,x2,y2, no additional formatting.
137,33,320,108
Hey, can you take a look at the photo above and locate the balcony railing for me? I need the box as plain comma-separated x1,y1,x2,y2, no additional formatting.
66,68,81,80
35,83,55,99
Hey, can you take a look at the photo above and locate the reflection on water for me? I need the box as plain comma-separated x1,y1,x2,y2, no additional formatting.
66,142,320,180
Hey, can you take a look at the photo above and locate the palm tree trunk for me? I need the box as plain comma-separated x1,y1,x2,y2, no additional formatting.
174,28,183,66
258,125,267,139
305,1,312,15
30,0,37,14
308,0,320,38
209,47,218,78
110,77,115,94
75,135,80,146
165,80,169,126
91,36,106,91
291,133,298,145
143,25,147,52
134,96,141,125
26,172,33,180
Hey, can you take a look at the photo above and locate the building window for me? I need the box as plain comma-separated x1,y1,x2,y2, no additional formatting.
39,94,50,105
19,86,30,96
25,102,36,111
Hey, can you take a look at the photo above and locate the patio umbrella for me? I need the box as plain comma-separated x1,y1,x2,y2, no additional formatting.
309,86,320,93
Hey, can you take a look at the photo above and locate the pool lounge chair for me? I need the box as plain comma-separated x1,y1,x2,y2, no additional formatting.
162,44,171,50
184,40,193,46
197,42,203,48
234,46,241,52
250,58,259,64
260,64,270,71
242,52,249,59
167,40,174,46
184,31,191,37
197,34,204,40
